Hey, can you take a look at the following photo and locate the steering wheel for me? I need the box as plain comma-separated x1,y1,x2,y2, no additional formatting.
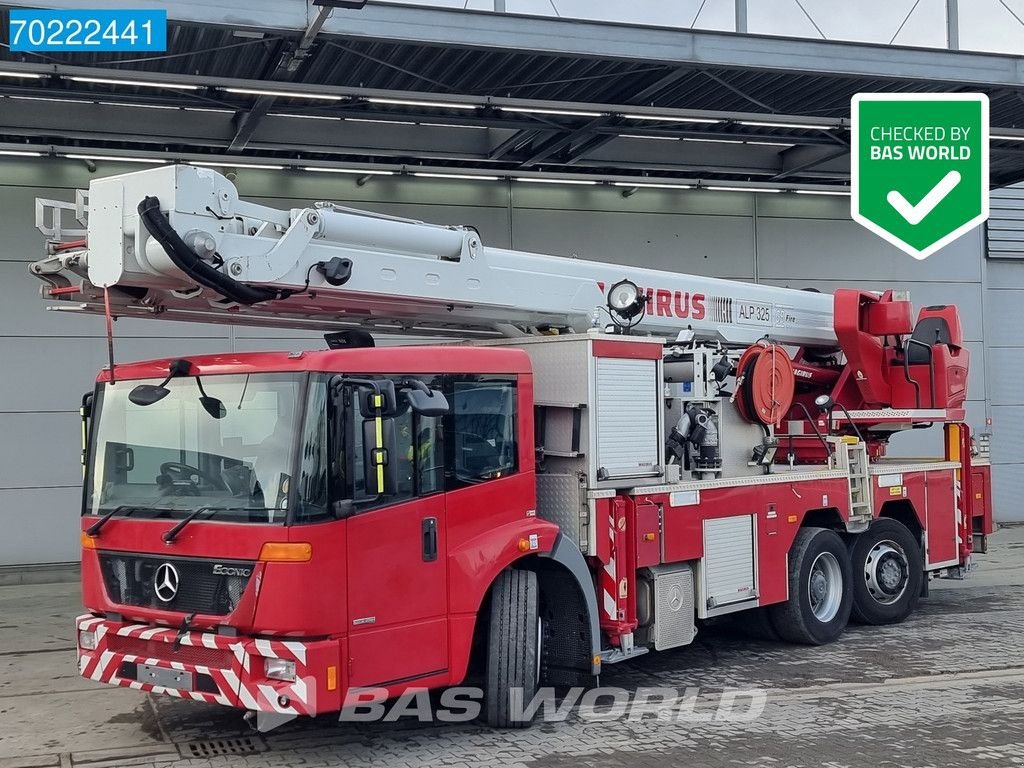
159,461,227,491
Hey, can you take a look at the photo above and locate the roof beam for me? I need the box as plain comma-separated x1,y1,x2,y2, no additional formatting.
7,0,1023,87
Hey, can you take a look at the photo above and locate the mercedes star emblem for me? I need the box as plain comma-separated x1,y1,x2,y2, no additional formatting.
153,562,180,603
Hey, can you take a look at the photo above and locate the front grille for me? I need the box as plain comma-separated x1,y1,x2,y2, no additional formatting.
106,634,233,669
99,553,255,616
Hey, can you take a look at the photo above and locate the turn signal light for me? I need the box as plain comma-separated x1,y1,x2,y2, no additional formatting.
258,542,312,562
80,532,97,550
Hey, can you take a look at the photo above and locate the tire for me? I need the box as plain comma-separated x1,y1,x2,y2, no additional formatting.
484,568,540,728
768,527,853,645
847,519,923,625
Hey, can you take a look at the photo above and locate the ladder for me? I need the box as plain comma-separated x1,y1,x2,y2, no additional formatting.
830,437,873,533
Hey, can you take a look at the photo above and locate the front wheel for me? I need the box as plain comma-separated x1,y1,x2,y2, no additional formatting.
769,527,853,645
847,519,923,625
484,568,540,728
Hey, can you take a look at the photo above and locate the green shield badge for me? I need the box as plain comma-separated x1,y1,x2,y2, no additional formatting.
851,93,989,260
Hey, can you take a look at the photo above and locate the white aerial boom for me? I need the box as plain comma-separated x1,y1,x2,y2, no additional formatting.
31,165,836,347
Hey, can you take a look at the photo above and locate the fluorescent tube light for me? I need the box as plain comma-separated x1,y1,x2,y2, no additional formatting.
499,106,603,118
63,154,165,164
303,167,395,175
618,134,680,141
795,189,850,196
225,87,342,101
71,76,201,91
367,97,477,110
706,185,781,193
0,150,43,157
612,181,693,190
623,114,721,124
413,172,500,181
188,161,283,170
514,177,598,185
737,120,831,130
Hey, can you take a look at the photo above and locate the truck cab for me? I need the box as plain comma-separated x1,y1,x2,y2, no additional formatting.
77,345,559,720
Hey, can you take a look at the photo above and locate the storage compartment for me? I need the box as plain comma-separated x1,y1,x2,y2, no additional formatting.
699,515,757,616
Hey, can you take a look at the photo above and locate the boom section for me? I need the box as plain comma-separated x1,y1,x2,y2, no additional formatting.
32,165,835,346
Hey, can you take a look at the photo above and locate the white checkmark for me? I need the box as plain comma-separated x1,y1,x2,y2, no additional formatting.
886,170,962,225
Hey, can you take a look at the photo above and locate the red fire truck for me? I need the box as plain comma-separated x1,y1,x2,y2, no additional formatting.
31,166,993,728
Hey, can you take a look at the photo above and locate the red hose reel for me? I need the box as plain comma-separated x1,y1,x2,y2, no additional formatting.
735,343,795,427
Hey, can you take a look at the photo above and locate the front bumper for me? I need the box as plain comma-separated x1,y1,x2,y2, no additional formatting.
76,614,339,716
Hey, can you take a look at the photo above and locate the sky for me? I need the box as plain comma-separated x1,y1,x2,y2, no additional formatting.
380,0,1024,54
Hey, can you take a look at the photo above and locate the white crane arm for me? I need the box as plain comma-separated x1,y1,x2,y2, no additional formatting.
31,165,836,346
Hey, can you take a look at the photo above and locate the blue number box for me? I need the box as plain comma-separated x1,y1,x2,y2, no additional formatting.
8,9,167,52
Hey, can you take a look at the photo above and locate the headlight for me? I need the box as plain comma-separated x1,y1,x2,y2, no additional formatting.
265,658,296,682
79,629,98,650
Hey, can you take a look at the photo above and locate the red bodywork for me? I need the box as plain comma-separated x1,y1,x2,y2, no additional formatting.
75,302,992,718
78,346,557,715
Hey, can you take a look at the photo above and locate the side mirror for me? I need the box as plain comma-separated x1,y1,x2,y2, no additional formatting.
361,417,398,497
406,387,450,417
128,384,170,406
200,396,227,419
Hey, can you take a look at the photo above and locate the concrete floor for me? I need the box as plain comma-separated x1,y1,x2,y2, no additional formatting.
2,527,1023,768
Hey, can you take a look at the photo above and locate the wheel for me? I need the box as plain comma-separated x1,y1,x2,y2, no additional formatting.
484,568,541,728
768,527,853,645
847,519,923,625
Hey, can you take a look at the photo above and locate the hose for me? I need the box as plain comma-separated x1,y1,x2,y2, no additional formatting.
137,196,279,306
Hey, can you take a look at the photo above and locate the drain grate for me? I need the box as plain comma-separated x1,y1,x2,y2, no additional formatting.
178,735,268,759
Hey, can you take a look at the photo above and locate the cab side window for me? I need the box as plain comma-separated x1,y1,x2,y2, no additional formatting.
448,377,517,487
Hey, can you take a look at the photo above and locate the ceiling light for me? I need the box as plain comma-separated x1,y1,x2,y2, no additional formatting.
303,167,395,175
499,106,603,118
419,122,487,129
184,106,234,114
746,140,794,147
992,134,1024,141
0,150,43,157
705,185,781,193
612,181,693,190
795,189,850,196
98,101,179,110
514,177,599,185
224,87,343,101
737,120,832,130
684,137,743,144
413,172,500,181
272,112,342,121
0,71,44,79
618,134,680,141
345,117,416,126
70,76,201,91
188,160,283,170
63,154,165,164
623,114,721,124
10,95,93,105
366,97,477,110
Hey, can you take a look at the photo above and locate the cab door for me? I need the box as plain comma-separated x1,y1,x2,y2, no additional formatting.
345,495,448,689
343,398,449,690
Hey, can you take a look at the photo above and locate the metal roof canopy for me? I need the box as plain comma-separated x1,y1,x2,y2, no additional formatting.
2,0,1024,187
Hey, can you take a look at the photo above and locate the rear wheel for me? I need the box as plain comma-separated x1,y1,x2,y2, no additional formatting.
769,527,853,645
847,519,923,625
484,568,540,728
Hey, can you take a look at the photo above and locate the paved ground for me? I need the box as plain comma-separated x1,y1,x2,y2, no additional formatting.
2,527,1024,768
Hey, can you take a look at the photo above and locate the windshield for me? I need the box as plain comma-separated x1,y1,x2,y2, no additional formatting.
86,373,304,523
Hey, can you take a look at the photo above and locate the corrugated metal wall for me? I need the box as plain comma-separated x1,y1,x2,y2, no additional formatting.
0,158,995,565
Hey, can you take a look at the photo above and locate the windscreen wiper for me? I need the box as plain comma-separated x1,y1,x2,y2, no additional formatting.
86,505,175,537
162,506,281,544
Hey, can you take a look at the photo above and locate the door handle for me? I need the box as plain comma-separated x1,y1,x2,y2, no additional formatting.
421,517,438,562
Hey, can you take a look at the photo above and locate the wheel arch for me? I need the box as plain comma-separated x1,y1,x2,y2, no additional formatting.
800,507,846,531
878,499,924,544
